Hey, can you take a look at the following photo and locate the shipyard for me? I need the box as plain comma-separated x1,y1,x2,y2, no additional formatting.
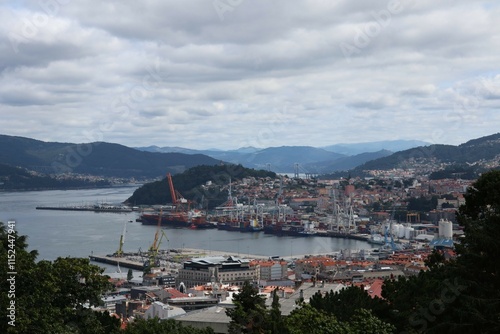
77,169,463,333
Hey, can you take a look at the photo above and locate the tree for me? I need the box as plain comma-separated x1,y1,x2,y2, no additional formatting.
124,318,214,334
0,222,120,334
127,268,134,281
381,170,500,333
309,285,389,322
226,281,269,333
285,304,347,334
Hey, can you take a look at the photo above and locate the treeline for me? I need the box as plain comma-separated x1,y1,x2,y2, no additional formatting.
126,164,276,208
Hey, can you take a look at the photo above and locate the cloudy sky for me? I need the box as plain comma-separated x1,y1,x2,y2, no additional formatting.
1,0,499,150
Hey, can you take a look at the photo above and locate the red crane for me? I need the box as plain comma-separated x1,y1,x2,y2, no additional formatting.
166,173,189,210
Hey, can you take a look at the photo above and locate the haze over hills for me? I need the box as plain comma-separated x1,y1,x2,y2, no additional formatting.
136,140,429,173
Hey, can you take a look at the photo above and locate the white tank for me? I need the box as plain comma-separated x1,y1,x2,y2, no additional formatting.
398,224,406,238
438,219,453,239
405,227,414,240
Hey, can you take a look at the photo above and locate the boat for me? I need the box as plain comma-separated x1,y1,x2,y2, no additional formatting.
140,209,207,228
369,233,385,245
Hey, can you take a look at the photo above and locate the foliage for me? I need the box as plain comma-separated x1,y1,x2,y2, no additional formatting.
0,163,110,190
226,281,269,333
0,222,120,334
127,164,276,208
309,285,390,322
0,135,220,179
407,195,438,212
124,318,214,334
380,170,500,333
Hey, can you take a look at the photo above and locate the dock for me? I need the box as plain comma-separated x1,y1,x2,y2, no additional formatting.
37,205,133,213
89,255,145,271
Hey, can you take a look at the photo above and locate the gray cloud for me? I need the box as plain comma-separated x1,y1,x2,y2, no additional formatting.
0,0,499,149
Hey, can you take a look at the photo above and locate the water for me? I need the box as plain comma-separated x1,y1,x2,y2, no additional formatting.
0,187,371,265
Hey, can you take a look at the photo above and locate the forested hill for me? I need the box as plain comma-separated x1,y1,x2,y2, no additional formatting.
350,133,500,174
126,164,276,208
0,134,220,179
0,163,110,190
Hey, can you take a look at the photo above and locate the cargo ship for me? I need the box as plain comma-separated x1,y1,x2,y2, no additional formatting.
140,209,212,228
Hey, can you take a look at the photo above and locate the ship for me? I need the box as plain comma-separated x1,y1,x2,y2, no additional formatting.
140,173,214,229
140,209,207,228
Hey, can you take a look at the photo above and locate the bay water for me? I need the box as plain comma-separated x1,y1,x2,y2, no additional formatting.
0,186,371,268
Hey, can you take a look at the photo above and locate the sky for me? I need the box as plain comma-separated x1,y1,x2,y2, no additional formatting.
1,0,499,150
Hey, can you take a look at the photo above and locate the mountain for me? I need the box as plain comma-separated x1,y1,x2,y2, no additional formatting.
321,140,430,155
303,150,393,174
136,145,346,172
0,135,220,179
135,141,429,173
0,163,110,190
350,133,500,175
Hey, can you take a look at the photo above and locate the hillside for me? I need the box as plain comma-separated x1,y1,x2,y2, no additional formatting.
350,133,500,175
0,163,110,190
303,150,393,173
126,164,276,207
0,135,220,179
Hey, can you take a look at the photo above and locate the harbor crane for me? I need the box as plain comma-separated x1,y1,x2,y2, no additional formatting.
115,221,127,257
145,208,170,270
167,172,190,209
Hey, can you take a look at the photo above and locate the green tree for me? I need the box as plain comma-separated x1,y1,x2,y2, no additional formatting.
285,304,347,334
226,281,269,333
381,171,500,333
0,222,120,334
309,285,389,322
127,268,134,281
124,318,214,334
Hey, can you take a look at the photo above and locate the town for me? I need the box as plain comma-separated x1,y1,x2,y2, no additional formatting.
93,168,468,333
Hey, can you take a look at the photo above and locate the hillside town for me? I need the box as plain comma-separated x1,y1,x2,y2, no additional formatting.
93,169,469,333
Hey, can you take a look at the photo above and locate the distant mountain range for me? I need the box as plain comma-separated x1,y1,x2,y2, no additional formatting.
135,140,429,173
1,133,498,181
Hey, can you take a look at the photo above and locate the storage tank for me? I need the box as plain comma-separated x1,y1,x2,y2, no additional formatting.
405,227,414,240
398,224,406,238
438,219,453,239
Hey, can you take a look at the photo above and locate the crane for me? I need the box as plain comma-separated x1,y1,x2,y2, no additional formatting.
145,208,170,269
115,221,127,257
167,173,189,209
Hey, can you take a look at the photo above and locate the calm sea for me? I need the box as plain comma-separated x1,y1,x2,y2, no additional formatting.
0,186,371,266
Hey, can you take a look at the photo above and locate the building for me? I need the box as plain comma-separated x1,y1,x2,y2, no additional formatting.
251,259,288,281
176,256,259,288
134,301,186,320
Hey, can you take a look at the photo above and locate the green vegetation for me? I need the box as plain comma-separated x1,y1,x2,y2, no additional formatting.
0,222,118,333
226,282,395,333
0,163,110,190
126,164,276,208
123,318,213,334
0,134,219,179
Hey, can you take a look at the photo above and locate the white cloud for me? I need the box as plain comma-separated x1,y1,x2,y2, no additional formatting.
0,0,499,149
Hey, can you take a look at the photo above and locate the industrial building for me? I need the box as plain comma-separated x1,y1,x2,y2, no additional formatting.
176,256,259,288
